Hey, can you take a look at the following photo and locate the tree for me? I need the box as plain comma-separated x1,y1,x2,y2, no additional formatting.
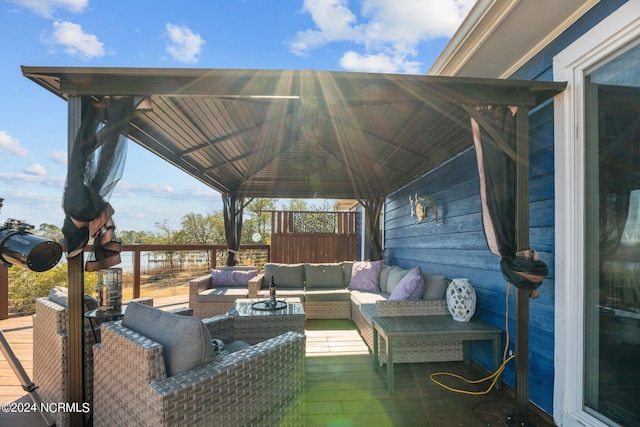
180,212,225,245
245,198,276,244
36,223,64,243
153,220,183,270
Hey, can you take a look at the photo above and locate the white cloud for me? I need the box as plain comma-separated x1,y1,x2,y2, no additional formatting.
340,50,421,74
45,21,105,60
289,0,476,73
0,130,29,157
0,172,64,188
165,23,205,64
24,163,47,176
9,0,88,18
50,150,67,165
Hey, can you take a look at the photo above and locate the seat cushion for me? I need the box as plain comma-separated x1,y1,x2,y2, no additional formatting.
198,287,249,303
263,263,305,288
123,302,215,376
304,288,352,301
305,263,345,288
349,289,389,306
359,304,378,325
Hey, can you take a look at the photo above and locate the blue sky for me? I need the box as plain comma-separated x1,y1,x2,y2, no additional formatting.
0,0,475,232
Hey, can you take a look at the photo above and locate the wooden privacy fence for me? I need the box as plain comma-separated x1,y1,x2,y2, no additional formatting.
270,210,358,263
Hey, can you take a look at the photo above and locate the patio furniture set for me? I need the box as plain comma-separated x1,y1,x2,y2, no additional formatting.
31,260,500,425
191,261,484,365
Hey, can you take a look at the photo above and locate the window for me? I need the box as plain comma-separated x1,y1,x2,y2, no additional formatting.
584,43,640,426
554,3,640,426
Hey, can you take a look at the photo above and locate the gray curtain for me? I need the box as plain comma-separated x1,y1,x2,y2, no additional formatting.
358,197,384,261
62,96,133,272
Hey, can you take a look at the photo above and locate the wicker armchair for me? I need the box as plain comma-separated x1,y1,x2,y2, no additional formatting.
93,313,306,427
32,295,153,427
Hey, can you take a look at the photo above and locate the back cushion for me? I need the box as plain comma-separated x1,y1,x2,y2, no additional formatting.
379,265,394,293
210,269,258,287
123,302,215,376
305,263,345,288
385,267,410,295
422,273,449,300
263,263,305,288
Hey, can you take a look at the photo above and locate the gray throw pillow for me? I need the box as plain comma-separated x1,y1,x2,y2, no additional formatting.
422,273,449,300
123,302,215,376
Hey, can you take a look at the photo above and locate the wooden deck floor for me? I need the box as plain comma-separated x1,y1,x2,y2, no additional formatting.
1,296,556,427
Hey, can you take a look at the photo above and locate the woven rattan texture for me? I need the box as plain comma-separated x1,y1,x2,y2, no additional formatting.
32,298,98,427
93,316,305,426
303,300,351,319
351,299,463,364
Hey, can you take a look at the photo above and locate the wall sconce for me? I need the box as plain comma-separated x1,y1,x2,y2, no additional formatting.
409,193,441,223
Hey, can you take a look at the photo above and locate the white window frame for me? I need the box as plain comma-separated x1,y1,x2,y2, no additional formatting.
554,2,640,426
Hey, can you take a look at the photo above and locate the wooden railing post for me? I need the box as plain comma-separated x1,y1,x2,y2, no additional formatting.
133,249,141,299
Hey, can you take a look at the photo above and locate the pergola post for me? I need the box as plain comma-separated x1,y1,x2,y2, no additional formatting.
66,95,85,427
513,105,532,427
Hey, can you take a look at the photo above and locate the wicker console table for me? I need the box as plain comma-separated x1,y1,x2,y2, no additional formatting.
372,315,502,394
227,298,305,344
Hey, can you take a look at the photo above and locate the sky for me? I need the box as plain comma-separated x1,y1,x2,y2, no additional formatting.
0,0,476,233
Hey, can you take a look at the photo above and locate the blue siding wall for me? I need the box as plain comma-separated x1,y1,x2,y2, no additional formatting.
384,102,556,412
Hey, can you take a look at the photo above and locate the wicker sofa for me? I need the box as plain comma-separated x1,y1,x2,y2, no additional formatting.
92,302,306,427
191,260,466,366
189,265,259,318
247,261,464,365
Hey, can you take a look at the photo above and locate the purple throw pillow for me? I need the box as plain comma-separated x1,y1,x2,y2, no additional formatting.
389,266,425,301
210,269,258,287
348,260,383,292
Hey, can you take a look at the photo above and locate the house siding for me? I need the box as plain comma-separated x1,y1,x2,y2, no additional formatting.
383,0,629,416
385,101,556,412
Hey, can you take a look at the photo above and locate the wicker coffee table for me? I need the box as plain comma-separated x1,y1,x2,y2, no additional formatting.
372,315,502,394
227,298,305,344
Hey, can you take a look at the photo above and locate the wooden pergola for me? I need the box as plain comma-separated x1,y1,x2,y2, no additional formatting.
22,66,565,426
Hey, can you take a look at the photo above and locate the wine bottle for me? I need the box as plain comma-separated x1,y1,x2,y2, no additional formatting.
269,275,276,304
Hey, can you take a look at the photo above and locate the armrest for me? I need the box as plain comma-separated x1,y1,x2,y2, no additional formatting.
202,314,235,342
376,299,449,317
190,274,211,296
248,273,265,298
150,331,305,395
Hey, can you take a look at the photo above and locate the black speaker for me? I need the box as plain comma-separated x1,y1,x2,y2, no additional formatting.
0,227,62,272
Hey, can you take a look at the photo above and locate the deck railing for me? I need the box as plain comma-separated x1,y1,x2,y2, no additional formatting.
0,244,270,319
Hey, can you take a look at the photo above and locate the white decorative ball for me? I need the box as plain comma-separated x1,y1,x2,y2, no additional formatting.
446,278,477,322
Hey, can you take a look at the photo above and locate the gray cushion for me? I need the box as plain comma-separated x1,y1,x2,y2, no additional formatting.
342,261,354,286
359,304,378,325
304,288,352,301
48,286,97,311
349,289,389,306
379,265,394,293
305,263,345,288
197,287,249,303
263,263,304,288
385,267,410,295
422,273,448,300
123,302,215,376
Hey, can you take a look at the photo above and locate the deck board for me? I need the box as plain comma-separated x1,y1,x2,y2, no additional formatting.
1,295,556,427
